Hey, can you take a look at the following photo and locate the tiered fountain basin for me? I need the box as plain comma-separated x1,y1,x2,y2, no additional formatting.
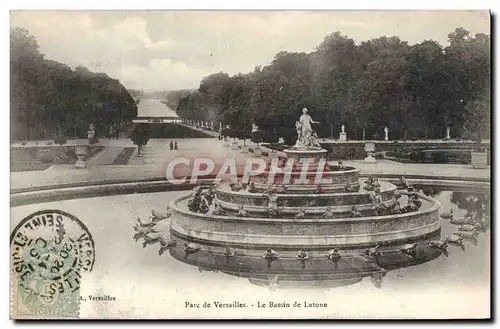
251,166,360,193
169,192,441,251
168,146,441,259
216,179,396,216
168,230,442,289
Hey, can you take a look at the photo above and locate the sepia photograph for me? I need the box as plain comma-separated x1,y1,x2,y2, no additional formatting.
9,9,491,320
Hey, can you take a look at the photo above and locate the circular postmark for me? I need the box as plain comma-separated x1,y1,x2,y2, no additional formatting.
11,210,95,304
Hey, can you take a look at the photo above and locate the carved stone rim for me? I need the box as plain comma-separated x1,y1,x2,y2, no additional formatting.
215,185,395,199
253,167,361,176
169,193,441,224
285,147,327,152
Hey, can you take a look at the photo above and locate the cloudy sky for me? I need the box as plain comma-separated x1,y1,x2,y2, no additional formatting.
10,10,490,91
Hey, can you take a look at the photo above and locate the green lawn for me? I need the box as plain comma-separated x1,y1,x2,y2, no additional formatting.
111,147,136,165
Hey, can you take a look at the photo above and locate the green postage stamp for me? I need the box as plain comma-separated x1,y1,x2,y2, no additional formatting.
10,210,95,319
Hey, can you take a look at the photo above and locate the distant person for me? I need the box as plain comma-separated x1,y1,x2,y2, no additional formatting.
169,140,173,150
174,141,178,150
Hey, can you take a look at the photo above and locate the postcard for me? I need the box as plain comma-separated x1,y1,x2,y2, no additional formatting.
10,10,490,319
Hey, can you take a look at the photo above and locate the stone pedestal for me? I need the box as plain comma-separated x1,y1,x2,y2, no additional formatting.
364,142,376,163
75,156,85,168
253,147,262,156
283,148,328,164
339,132,347,141
364,155,376,163
75,145,87,168
269,151,279,161
231,141,238,150
471,150,488,169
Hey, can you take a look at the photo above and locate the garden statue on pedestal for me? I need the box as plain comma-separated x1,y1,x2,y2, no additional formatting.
292,108,322,150
252,122,259,132
339,124,347,141
87,124,95,140
75,144,87,168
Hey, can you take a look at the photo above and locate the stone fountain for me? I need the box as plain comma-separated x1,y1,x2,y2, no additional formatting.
167,109,443,289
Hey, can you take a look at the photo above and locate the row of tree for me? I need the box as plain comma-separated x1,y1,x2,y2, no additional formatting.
164,89,195,111
176,28,490,141
11,27,138,141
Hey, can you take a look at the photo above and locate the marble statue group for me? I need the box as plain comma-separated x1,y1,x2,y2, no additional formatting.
292,108,322,150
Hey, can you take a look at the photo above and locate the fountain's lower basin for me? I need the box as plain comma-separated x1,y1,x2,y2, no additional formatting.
169,193,441,249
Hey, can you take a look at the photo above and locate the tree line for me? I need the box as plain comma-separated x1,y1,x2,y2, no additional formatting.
176,27,490,142
10,27,138,141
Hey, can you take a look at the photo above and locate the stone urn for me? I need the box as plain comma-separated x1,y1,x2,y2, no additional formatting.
471,150,488,169
75,145,88,168
364,142,376,163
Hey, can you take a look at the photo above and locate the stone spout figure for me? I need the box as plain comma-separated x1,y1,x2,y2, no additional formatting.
293,108,322,149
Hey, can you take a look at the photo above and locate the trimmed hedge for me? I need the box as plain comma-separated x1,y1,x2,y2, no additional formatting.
54,135,67,145
251,130,279,143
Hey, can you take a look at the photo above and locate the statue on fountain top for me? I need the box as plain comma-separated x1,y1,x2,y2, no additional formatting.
292,108,322,150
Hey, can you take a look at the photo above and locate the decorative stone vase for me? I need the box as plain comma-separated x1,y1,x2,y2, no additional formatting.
269,150,279,161
471,150,488,169
364,142,376,163
75,145,88,168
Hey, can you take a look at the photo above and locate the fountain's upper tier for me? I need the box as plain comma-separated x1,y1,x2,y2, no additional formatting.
215,179,397,216
254,147,359,189
283,147,328,162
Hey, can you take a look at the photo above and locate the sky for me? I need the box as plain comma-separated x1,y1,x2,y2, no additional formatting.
10,10,490,92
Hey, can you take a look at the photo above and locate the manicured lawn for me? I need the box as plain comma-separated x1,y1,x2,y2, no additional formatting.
111,147,136,165
10,146,104,172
